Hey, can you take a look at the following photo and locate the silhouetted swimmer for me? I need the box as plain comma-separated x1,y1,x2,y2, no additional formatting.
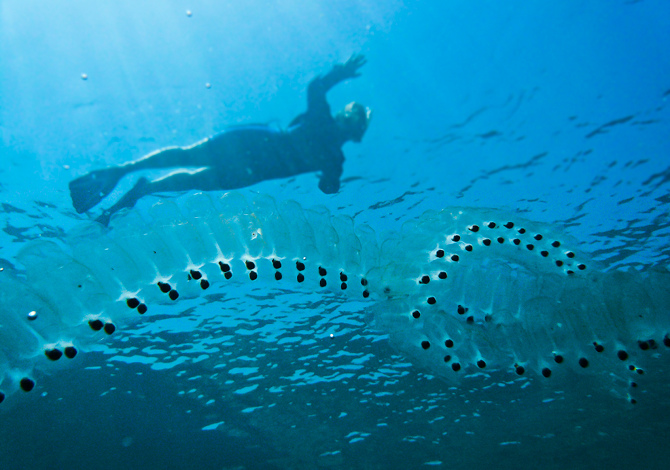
69,55,371,225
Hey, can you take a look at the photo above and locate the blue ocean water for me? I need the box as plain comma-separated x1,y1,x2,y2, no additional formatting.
1,1,669,469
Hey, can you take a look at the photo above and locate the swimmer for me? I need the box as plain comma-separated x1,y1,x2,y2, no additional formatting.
69,54,370,225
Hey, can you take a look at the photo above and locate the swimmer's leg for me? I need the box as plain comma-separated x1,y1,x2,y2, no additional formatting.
69,166,127,214
122,146,192,171
70,146,199,214
127,135,226,172
95,168,219,226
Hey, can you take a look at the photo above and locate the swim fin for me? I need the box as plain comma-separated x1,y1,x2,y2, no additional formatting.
69,168,124,214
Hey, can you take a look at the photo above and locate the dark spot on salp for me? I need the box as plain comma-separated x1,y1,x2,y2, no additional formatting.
552,241,561,248
219,262,231,273
0,392,5,404
457,305,467,315
189,270,202,280
45,348,63,361
466,316,474,324
272,259,282,269
534,234,543,241
249,271,258,281
469,225,480,233
421,341,431,350
319,267,327,276
89,319,104,331
567,270,575,275
637,368,645,375
554,354,564,364
318,278,326,287
452,363,461,372
296,261,305,271
78,285,82,288
513,239,521,246
435,249,445,258
630,398,637,405
340,273,348,282
421,275,430,284
224,272,232,280
648,339,658,349
540,251,549,257
566,252,575,258
518,228,526,234
438,271,447,279
526,244,534,251
638,341,650,351
594,342,605,353
104,323,116,335
451,255,460,262
64,346,77,359
452,235,461,242
169,290,179,301
488,222,496,229
578,264,586,270
126,298,140,309
157,282,171,293
631,382,638,388
361,278,368,286
297,273,305,283
664,335,670,348
245,260,256,270
497,237,505,244
542,368,552,378
362,290,370,298
484,314,492,322
465,245,473,252
20,378,35,392
427,297,436,305
515,365,525,375
628,365,636,371
200,279,210,290
275,272,282,281
137,304,147,315
445,339,454,348
617,350,629,361
443,355,451,363
477,360,486,369
504,222,514,229
555,260,564,267
412,310,421,319
578,357,589,368
483,239,491,246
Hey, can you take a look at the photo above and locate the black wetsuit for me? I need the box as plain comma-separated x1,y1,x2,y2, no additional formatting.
196,71,346,194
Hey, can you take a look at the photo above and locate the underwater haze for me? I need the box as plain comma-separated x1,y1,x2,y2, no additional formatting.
1,1,670,469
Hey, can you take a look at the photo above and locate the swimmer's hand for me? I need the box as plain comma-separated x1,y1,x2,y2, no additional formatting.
333,54,367,80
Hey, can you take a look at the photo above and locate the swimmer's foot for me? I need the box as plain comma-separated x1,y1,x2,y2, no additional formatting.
69,167,125,214
95,177,150,226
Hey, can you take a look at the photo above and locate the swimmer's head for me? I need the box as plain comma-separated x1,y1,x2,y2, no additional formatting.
335,102,371,143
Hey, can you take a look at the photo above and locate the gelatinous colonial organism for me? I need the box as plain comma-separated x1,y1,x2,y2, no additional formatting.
0,191,668,406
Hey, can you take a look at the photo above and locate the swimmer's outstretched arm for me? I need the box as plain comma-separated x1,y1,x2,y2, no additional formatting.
308,54,366,113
